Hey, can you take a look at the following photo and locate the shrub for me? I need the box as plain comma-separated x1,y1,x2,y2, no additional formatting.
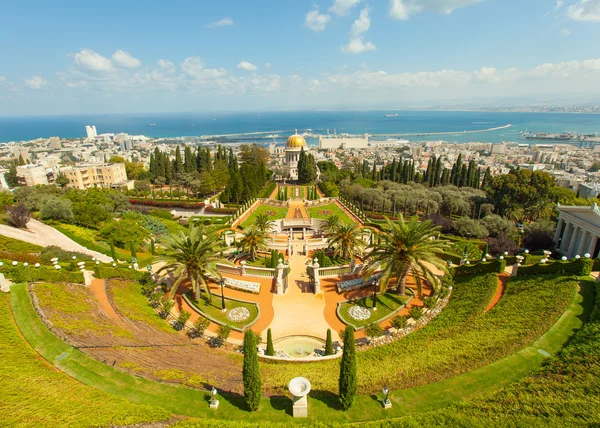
242,329,262,411
486,233,518,256
423,296,437,309
188,317,210,338
481,214,514,238
325,328,334,356
522,220,556,252
149,291,163,308
313,249,332,268
7,203,31,228
39,197,73,222
339,326,357,410
364,323,383,339
129,199,205,209
390,315,407,329
425,214,454,234
148,209,173,220
449,241,483,260
3,265,84,284
454,217,489,239
159,298,174,319
266,328,275,356
409,306,424,320
517,258,593,276
453,259,507,277
40,246,92,264
173,311,191,331
217,324,232,341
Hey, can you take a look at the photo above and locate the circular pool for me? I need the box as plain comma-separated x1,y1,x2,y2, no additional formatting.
273,335,326,358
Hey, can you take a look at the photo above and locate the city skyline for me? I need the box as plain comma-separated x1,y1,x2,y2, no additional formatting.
2,0,600,115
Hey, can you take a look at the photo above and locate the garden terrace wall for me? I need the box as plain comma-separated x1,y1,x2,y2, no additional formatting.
517,258,593,276
452,259,506,277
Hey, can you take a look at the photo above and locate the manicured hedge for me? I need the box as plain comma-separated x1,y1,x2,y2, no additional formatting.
452,259,506,277
204,206,237,214
258,181,277,199
2,265,84,283
93,265,148,280
129,199,205,209
517,258,593,276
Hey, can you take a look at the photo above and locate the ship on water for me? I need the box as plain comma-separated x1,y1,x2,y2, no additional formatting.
384,113,399,117
521,131,574,141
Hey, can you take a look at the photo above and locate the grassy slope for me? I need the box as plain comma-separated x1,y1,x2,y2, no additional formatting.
35,282,132,338
108,278,176,333
0,234,43,253
0,290,169,428
7,273,591,425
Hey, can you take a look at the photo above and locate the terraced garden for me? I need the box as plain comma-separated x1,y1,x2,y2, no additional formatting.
306,203,355,224
241,204,288,228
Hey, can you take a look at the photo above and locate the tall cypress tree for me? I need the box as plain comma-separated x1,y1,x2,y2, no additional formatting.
434,156,443,187
174,146,183,177
339,326,357,410
243,330,262,411
266,328,275,356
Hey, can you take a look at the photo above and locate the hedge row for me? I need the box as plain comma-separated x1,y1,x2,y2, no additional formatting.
93,265,148,281
129,199,205,209
2,265,84,283
517,258,593,276
258,181,277,199
204,206,236,215
452,259,506,277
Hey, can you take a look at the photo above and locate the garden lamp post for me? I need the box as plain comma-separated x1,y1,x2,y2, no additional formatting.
219,278,226,311
372,280,379,311
210,387,219,409
382,386,391,409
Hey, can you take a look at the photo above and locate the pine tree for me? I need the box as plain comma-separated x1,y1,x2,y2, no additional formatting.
174,146,183,177
266,328,275,356
338,326,357,410
325,328,334,356
243,330,262,411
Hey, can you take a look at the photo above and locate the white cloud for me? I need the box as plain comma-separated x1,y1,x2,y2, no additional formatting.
389,0,484,20
74,48,114,73
330,0,361,16
0,76,5,82
342,7,376,54
555,0,565,10
304,9,331,31
567,0,600,22
157,59,176,73
24,75,48,89
237,61,258,72
560,28,571,37
206,17,234,28
111,50,141,68
181,57,226,80
265,62,272,70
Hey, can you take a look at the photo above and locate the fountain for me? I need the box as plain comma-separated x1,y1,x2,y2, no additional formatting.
274,336,325,358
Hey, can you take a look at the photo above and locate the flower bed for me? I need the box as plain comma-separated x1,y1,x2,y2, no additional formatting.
227,307,250,322
348,306,372,321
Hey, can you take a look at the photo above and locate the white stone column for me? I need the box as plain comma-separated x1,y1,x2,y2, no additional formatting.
567,226,580,258
587,235,598,257
554,217,564,244
275,261,285,295
577,230,589,257
560,222,574,254
313,260,321,294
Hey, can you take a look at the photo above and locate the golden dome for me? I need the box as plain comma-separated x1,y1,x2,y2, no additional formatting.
286,133,307,148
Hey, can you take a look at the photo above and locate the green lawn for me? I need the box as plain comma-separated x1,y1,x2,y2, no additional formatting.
306,203,354,225
34,282,132,338
7,275,593,426
338,292,409,329
241,204,288,228
107,278,176,334
185,292,259,330
0,289,169,428
0,234,42,253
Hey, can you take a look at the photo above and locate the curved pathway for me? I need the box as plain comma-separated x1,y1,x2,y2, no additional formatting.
485,274,508,313
0,219,111,262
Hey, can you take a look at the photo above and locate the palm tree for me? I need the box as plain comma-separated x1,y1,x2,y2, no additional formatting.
253,213,275,233
239,226,267,261
526,199,554,222
368,216,449,296
321,214,341,235
156,226,222,301
327,224,365,261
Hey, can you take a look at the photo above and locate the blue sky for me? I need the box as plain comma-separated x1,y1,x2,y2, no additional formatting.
1,0,600,115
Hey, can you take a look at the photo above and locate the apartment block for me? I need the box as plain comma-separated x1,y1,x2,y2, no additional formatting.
60,163,131,190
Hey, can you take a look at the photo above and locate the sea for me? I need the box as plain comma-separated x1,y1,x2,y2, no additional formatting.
1,110,599,145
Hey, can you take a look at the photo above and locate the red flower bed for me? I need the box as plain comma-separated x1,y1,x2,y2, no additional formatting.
129,199,205,209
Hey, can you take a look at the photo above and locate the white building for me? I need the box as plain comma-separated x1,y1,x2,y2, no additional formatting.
319,134,369,150
85,125,97,140
16,164,51,186
554,204,600,258
48,136,61,150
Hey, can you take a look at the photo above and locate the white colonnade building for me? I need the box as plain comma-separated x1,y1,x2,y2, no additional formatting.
554,204,600,259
